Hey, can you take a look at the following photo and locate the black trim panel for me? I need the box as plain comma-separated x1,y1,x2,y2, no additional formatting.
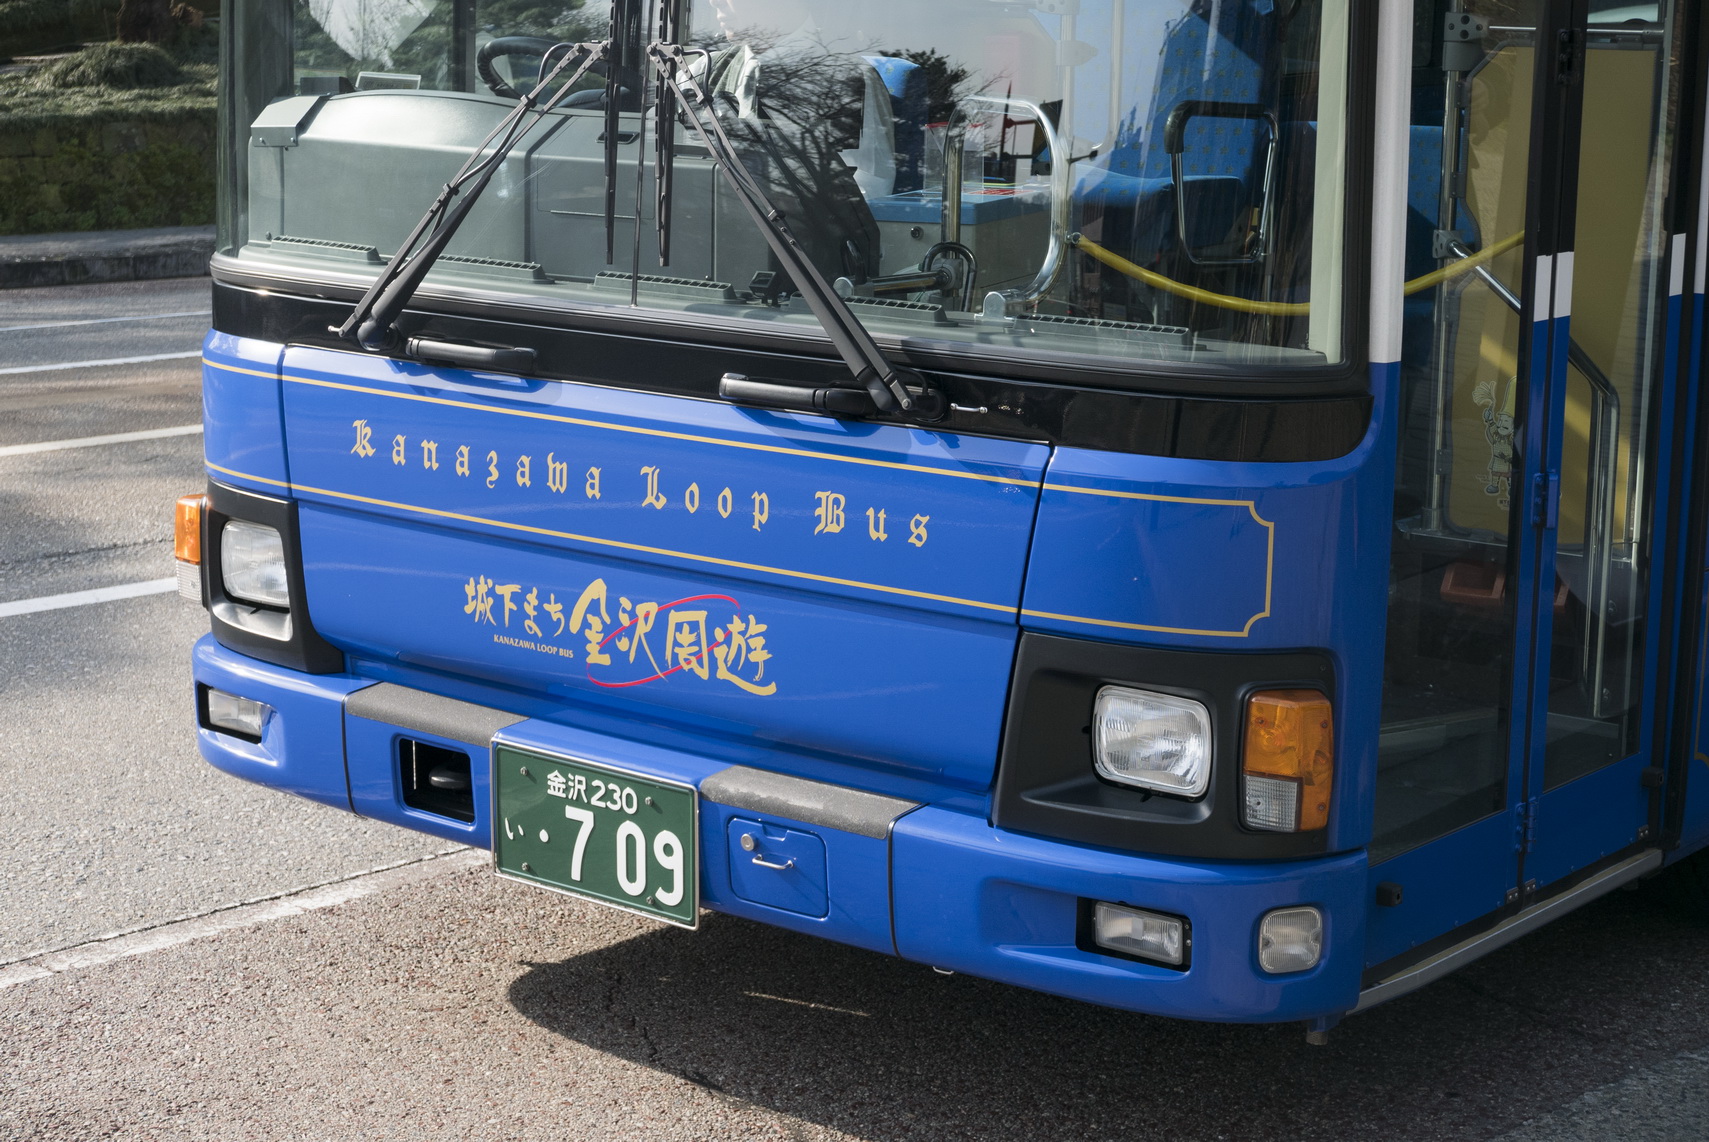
211,279,1372,463
204,479,345,674
346,681,527,748
700,765,920,841
991,632,1335,861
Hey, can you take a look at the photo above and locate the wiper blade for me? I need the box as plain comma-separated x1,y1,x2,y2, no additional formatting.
603,0,644,264
652,0,683,268
336,41,609,353
647,40,942,420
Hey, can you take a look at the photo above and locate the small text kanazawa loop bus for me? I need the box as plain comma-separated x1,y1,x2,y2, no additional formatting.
178,0,1709,1034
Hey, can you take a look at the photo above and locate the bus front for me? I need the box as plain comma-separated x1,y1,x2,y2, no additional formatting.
189,0,1388,1025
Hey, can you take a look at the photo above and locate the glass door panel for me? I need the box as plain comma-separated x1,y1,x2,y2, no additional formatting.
1374,0,1542,863
1541,4,1679,791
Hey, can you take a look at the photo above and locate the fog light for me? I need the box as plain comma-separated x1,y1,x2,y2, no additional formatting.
1092,686,1212,797
221,521,289,607
1093,902,1187,967
1258,906,1323,974
205,689,270,740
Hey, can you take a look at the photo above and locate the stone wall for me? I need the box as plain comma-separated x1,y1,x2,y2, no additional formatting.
0,106,214,234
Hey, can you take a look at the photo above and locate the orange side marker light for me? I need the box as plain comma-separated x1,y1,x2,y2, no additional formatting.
1242,689,1334,832
174,494,206,564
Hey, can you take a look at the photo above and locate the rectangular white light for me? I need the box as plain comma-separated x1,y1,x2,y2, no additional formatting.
1093,686,1212,797
1258,906,1323,974
206,690,270,740
1243,774,1299,832
175,559,201,602
221,521,289,607
1093,902,1186,966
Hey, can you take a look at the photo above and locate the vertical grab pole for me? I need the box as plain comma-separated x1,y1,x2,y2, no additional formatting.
450,0,474,92
1370,0,1413,373
942,123,964,248
1424,1,1469,534
1109,0,1125,155
1058,7,1076,182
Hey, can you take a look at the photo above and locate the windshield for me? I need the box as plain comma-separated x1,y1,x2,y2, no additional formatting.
220,0,1352,373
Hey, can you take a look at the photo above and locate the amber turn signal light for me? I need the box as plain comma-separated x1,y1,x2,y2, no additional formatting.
174,494,206,564
1241,689,1333,832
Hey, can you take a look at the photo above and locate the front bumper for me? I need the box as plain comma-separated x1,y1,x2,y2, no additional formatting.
194,634,1368,1022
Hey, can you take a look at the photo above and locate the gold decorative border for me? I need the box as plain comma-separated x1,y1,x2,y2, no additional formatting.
1019,482,1275,638
205,357,1038,487
202,356,1278,637
205,460,1020,615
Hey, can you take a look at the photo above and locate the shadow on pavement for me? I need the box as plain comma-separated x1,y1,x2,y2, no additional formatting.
507,870,1709,1141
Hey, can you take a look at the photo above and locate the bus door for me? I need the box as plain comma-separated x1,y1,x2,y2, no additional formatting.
1369,0,1689,969
1523,0,1692,891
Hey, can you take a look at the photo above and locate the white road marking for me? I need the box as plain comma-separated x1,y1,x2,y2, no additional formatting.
0,350,202,376
0,578,178,618
743,992,871,1017
0,423,202,457
0,310,209,332
0,849,481,991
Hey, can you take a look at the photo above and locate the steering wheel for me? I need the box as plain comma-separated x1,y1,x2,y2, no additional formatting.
476,36,640,108
478,37,570,100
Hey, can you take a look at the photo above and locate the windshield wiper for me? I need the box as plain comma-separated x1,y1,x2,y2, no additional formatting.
336,41,610,352
647,40,943,421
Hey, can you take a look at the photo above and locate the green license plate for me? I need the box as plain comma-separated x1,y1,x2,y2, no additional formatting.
492,744,698,928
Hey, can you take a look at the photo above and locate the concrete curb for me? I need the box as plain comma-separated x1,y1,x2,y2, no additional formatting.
0,225,215,289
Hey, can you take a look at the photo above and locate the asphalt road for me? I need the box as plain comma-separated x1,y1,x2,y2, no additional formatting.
3,277,1708,1141
0,277,449,965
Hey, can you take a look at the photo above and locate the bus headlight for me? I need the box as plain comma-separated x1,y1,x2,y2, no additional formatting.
1092,686,1212,798
221,520,290,607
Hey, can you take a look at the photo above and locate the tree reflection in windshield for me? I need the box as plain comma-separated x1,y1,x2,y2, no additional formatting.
687,22,896,288
231,0,1354,372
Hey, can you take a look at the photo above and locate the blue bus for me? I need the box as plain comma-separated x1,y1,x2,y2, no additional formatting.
179,0,1709,1034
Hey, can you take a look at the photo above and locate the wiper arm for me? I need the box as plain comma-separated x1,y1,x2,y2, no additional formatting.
336,41,610,353
647,40,943,420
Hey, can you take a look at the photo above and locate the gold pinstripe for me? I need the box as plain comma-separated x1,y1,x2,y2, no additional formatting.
203,355,1278,636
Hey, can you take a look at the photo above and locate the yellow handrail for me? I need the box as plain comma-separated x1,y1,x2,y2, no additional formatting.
1398,229,1526,294
1067,230,1527,316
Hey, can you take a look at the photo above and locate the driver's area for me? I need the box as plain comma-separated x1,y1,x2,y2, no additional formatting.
231,0,1353,376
